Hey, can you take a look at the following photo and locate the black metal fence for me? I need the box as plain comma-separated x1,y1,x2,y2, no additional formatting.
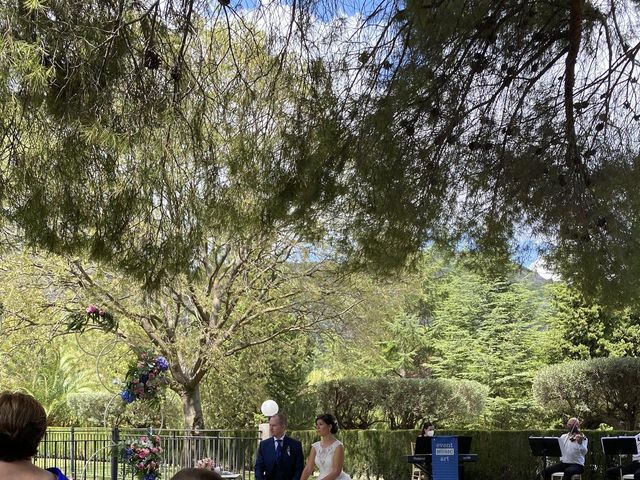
36,427,260,480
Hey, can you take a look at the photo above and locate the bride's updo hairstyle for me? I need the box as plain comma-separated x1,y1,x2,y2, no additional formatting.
316,413,339,434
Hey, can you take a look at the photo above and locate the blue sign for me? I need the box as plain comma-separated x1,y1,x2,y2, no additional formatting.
432,436,458,480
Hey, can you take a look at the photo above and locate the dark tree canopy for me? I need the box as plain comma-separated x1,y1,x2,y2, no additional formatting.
322,0,640,302
0,0,334,287
2,0,640,302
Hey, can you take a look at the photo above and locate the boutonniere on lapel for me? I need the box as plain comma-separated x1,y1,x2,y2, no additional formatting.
286,446,291,456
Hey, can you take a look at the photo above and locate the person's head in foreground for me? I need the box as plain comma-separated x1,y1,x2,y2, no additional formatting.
0,391,48,462
171,468,224,480
0,390,66,479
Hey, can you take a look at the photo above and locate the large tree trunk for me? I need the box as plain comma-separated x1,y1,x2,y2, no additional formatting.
180,385,205,432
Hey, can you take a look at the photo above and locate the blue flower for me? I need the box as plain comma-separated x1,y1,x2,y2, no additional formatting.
143,473,157,480
121,389,135,404
155,356,169,371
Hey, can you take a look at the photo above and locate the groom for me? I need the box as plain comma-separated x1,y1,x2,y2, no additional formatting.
255,413,304,480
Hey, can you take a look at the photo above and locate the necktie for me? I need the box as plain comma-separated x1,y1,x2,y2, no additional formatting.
276,439,283,461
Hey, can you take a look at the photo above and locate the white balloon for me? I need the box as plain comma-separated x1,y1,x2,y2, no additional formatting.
261,399,279,417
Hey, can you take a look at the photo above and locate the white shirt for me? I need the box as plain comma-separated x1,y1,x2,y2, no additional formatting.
559,433,588,465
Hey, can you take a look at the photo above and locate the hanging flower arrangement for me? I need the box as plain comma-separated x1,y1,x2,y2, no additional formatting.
120,351,170,404
67,304,118,333
122,433,163,480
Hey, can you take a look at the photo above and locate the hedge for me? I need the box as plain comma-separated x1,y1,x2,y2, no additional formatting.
290,429,639,480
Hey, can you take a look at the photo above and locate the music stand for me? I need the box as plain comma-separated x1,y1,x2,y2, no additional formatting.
602,436,638,470
529,437,561,479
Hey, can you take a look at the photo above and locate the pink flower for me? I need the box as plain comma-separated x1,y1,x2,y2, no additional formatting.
195,457,216,470
151,447,158,453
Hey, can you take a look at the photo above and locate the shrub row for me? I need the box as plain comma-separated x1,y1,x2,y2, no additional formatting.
291,429,639,480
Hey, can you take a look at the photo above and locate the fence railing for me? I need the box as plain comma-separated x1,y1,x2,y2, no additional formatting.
36,427,260,480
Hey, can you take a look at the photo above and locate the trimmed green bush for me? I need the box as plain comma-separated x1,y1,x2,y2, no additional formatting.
316,377,488,430
534,357,640,428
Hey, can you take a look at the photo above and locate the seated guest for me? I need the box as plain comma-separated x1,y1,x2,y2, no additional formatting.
414,422,435,455
544,417,588,480
418,422,435,437
171,468,223,480
605,433,640,480
413,422,435,479
0,391,69,480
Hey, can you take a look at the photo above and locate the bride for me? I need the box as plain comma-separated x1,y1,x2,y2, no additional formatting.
300,414,351,480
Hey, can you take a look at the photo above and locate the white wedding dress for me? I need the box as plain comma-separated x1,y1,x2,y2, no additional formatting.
312,440,351,480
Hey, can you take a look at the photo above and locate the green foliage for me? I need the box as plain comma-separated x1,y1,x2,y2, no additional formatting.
380,378,488,430
263,334,316,429
0,343,94,425
199,331,316,429
308,271,426,379
66,392,119,427
316,378,382,429
533,357,640,429
0,242,345,430
309,249,572,429
546,283,640,359
415,250,555,428
377,312,433,377
66,391,182,428
316,377,487,430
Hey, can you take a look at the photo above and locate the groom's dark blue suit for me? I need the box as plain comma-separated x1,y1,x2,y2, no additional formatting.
255,435,304,480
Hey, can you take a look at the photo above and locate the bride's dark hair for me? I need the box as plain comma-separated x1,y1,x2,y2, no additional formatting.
316,413,339,434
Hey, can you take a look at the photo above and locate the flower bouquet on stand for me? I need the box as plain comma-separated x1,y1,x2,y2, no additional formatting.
195,457,217,471
120,351,170,405
122,434,163,480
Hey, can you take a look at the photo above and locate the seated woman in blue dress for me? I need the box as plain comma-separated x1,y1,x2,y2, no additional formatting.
0,391,69,480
